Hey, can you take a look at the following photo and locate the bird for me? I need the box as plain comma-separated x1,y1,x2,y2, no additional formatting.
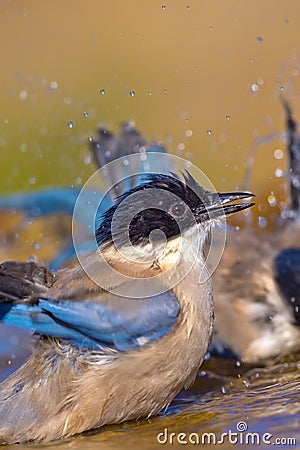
0,130,253,443
211,99,300,364
1,115,299,367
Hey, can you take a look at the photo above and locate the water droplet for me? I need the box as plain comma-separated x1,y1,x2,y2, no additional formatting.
7,360,11,365
257,36,263,42
251,83,259,92
209,26,214,31
204,352,211,361
83,112,88,118
258,216,267,228
292,175,300,188
257,78,264,85
221,386,226,394
19,90,28,100
249,58,254,63
226,115,230,120
162,5,166,10
129,90,135,97
280,86,284,92
99,89,105,95
64,97,72,105
281,208,295,220
84,155,91,165
178,143,185,151
267,194,277,206
274,148,283,160
207,129,212,135
50,81,58,90
29,177,36,185
185,129,193,137
148,91,152,96
33,242,40,250
123,159,129,166
163,89,167,94
275,168,284,178
236,360,241,367
67,121,74,128
88,136,93,142
75,177,82,185
186,5,190,10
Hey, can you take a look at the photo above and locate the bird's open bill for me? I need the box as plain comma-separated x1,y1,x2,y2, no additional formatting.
197,192,255,222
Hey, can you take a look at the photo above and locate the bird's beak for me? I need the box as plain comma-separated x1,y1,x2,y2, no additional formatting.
216,192,255,216
197,192,255,222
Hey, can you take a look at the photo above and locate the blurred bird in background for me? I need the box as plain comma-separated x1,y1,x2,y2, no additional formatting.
211,99,300,364
0,126,253,443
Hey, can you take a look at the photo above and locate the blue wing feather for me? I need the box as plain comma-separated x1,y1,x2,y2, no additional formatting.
1,293,180,352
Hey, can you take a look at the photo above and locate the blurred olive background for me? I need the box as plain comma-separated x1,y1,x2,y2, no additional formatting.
0,0,300,222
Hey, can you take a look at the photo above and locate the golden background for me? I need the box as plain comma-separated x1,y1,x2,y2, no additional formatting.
1,1,299,220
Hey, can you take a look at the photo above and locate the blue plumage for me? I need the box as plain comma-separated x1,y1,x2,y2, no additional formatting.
0,188,81,217
1,294,179,351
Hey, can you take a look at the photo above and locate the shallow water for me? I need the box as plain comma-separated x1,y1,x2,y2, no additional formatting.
2,355,299,449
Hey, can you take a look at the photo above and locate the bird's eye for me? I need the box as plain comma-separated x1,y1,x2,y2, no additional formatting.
169,202,186,218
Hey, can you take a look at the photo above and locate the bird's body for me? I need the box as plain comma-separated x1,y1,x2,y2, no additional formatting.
0,246,212,442
0,153,252,443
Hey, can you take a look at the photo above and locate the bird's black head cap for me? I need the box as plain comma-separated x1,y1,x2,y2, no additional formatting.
96,172,253,248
